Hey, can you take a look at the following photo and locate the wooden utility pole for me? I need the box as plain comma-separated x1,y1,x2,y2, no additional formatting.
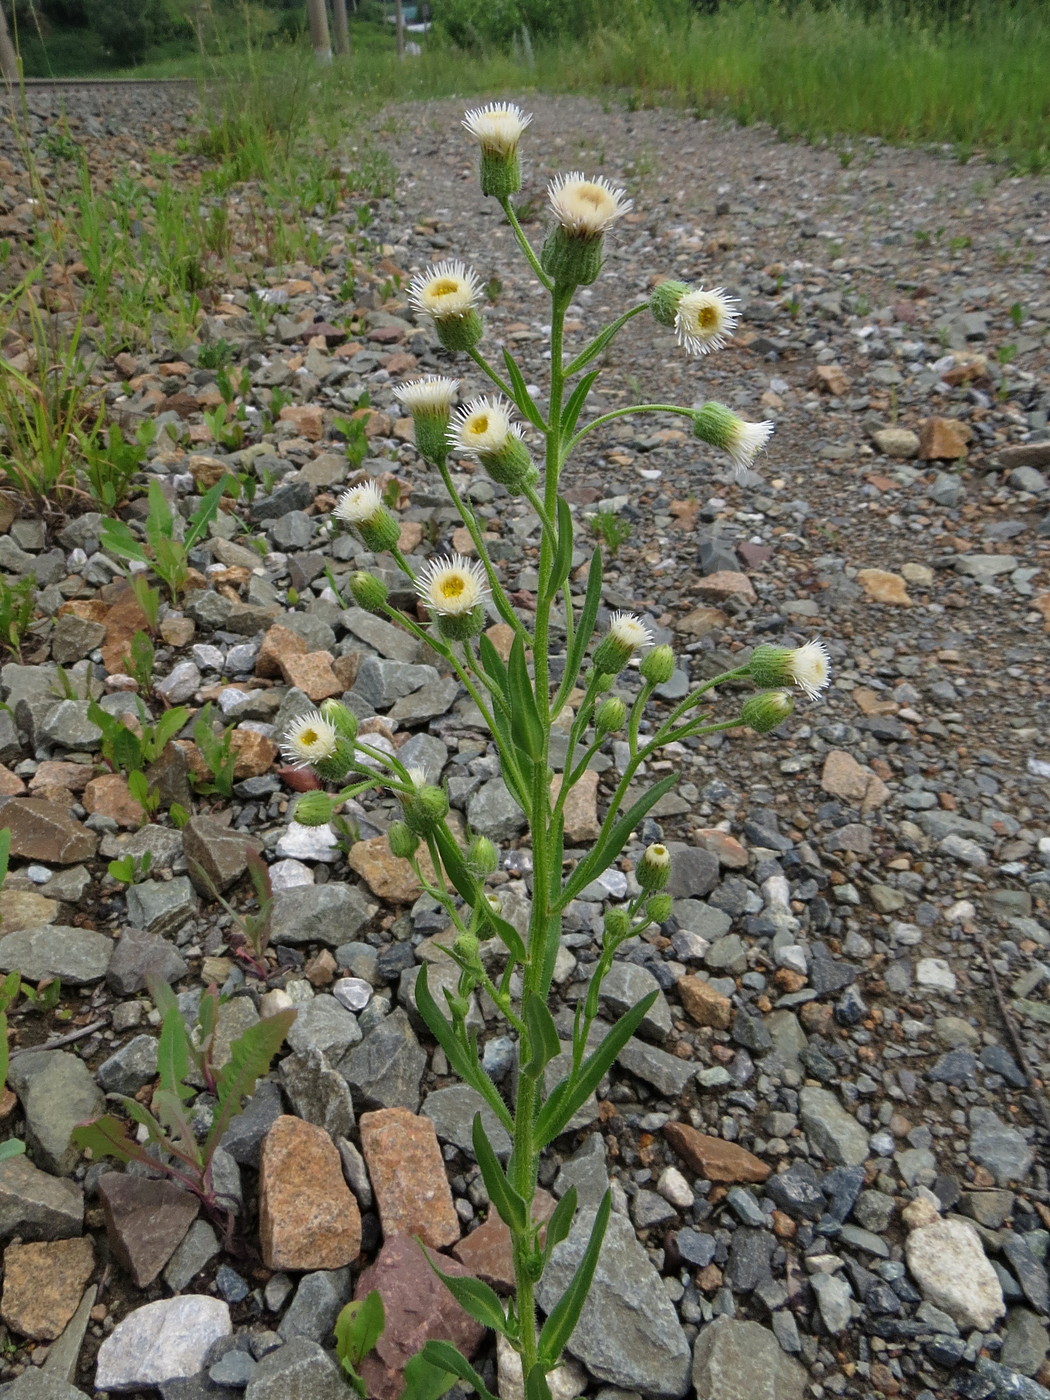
0,3,20,85
394,0,404,58
307,0,332,62
331,0,350,55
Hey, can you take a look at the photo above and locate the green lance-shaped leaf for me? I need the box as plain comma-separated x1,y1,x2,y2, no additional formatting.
559,369,600,440
478,899,527,966
520,991,561,1080
0,826,11,890
472,1113,527,1233
564,547,603,690
565,316,631,376
418,1342,494,1400
155,987,193,1105
541,1185,577,1269
0,1139,25,1162
478,632,509,704
334,1290,385,1380
557,775,678,910
71,1112,155,1168
502,346,546,431
550,496,575,596
508,635,544,764
150,705,191,755
415,967,513,1135
204,1007,297,1155
534,992,658,1148
99,517,148,565
185,473,233,550
431,822,478,906
400,1350,457,1400
538,1191,612,1368
422,1247,511,1337
525,1363,555,1400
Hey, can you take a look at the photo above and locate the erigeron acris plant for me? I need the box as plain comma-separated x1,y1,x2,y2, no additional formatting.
283,102,831,1399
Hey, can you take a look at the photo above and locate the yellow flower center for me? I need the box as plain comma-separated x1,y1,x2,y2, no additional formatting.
651,845,668,859
440,575,467,600
300,728,319,747
697,305,718,329
468,415,489,435
580,186,605,208
431,278,461,298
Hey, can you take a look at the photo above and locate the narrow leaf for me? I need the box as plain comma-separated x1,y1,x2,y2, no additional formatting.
71,1114,149,1166
565,317,627,376
334,1291,385,1370
538,1192,612,1367
558,775,678,909
185,474,231,550
508,635,544,762
535,993,658,1148
565,548,603,687
542,1186,577,1265
431,824,477,906
502,347,545,430
205,1008,296,1153
472,1113,527,1232
400,1350,457,1400
559,369,599,439
525,1364,555,1400
156,998,192,1102
521,992,561,1079
550,496,574,595
419,1342,497,1400
477,899,527,965
423,1249,509,1336
415,968,513,1134
478,632,509,701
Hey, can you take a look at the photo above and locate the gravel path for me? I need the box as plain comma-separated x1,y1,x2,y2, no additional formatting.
0,85,1048,1400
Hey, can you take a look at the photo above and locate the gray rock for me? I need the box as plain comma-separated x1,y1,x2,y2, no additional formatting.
389,676,459,722
421,1084,512,1159
341,1007,426,1112
671,900,733,942
0,924,112,984
107,925,189,994
341,608,421,663
970,1108,1035,1185
209,1349,257,1388
1002,1233,1050,1313
164,1220,221,1292
799,1087,869,1167
917,810,995,844
554,1134,610,1209
38,700,102,751
929,471,967,508
704,935,748,975
270,883,374,947
617,1038,697,1097
244,1338,345,1400
467,777,528,841
763,1011,807,1077
691,1317,808,1400
125,877,198,938
0,1374,88,1400
1002,1309,1050,1378
352,656,440,708
279,1047,355,1140
1008,466,1048,494
220,1081,284,1168
600,962,672,1043
975,1356,1050,1400
277,1268,352,1344
955,553,1018,583
853,1189,896,1233
0,1154,83,1243
664,843,720,899
285,994,362,1063
51,615,106,666
536,1208,691,1397
97,1034,159,1095
810,1271,853,1334
12,1051,103,1175
94,1296,231,1391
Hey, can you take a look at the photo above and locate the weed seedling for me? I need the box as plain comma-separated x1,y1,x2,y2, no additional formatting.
101,476,230,602
590,510,633,557
107,850,154,886
0,579,37,659
192,703,237,797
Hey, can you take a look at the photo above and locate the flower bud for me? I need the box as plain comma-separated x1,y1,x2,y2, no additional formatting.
466,834,499,878
646,893,674,925
603,907,631,942
462,103,533,198
592,611,653,676
741,690,794,733
692,401,774,478
402,783,450,836
392,376,458,464
387,820,419,860
649,279,688,329
349,571,389,613
484,892,504,917
453,929,481,964
748,639,830,701
541,173,632,291
334,482,401,553
435,307,484,354
637,842,672,891
448,395,537,494
437,605,487,643
293,790,336,827
640,644,675,687
541,224,605,290
595,696,627,736
408,261,484,355
319,699,359,744
312,739,357,784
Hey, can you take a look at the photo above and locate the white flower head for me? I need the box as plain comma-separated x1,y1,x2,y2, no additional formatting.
281,712,338,769
726,417,775,475
609,611,653,652
546,172,633,237
416,553,489,617
448,395,518,457
462,102,532,156
789,638,831,701
392,376,459,415
405,765,430,791
408,259,483,321
334,481,385,526
675,287,740,356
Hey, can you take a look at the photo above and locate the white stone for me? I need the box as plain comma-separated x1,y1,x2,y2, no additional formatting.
945,900,976,922
332,977,372,1012
94,1296,231,1391
275,822,341,863
656,1167,694,1210
496,1334,587,1400
915,958,957,994
905,1218,1005,1332
775,944,809,975
154,661,202,704
268,858,315,891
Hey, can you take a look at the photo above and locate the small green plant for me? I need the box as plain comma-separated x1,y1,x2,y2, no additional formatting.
197,849,275,980
130,577,162,632
590,510,632,557
203,404,246,451
0,579,37,659
996,343,1018,399
246,293,275,337
0,956,26,1163
82,420,156,511
107,850,154,885
484,276,503,303
215,365,252,408
127,770,161,820
88,699,190,778
948,234,973,252
1009,301,1025,328
100,475,230,602
124,630,156,695
333,411,371,472
169,802,191,829
192,703,237,797
19,977,63,1014
72,980,295,1246
197,339,236,371
334,1292,453,1400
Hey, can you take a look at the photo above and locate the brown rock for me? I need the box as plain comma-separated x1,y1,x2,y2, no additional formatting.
552,769,600,844
356,1237,485,1400
259,1116,361,1271
451,1191,556,1292
0,764,25,797
998,442,1050,471
484,623,515,662
677,976,733,1030
230,730,278,780
28,762,93,794
696,1262,723,1292
678,606,726,638
278,404,324,440
278,651,343,702
663,1122,771,1183
0,1236,94,1340
694,571,756,604
941,352,987,387
398,521,425,553
856,568,913,606
918,416,969,460
98,1175,199,1287
146,741,194,808
0,890,58,933
183,815,261,894
187,455,228,490
359,1107,459,1249
347,836,437,903
100,590,152,674
83,774,145,828
256,623,308,680
0,799,97,864
821,750,891,811
695,828,748,869
159,614,195,647
814,364,850,395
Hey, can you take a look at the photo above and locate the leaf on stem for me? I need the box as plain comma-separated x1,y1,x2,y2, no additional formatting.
478,633,509,703
334,1290,385,1374
422,1246,511,1336
472,1113,527,1232
559,369,600,440
542,1185,577,1268
502,347,546,430
550,496,575,596
538,1191,612,1368
400,1351,457,1400
558,775,678,910
525,1363,555,1400
204,1008,297,1155
419,1342,497,1400
508,635,544,763
520,991,561,1080
415,967,514,1134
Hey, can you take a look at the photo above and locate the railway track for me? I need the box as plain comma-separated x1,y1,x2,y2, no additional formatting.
8,76,196,90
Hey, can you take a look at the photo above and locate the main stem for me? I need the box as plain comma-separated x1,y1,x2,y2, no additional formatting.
510,282,572,1374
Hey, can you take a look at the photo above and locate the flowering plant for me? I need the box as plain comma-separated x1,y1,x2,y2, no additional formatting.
284,103,830,1397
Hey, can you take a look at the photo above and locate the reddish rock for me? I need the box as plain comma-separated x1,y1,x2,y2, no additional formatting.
695,828,749,869
0,1236,95,1340
256,623,309,679
0,764,25,796
821,750,891,811
100,590,153,674
918,416,969,460
856,568,913,606
694,571,756,604
0,798,97,864
347,836,437,903
278,651,343,702
28,762,93,794
451,1191,556,1292
813,364,851,395
259,1116,361,1271
356,1237,485,1400
83,773,146,828
663,1123,771,1184
98,1175,199,1287
229,730,278,780
278,404,324,441
677,976,733,1030
359,1108,459,1249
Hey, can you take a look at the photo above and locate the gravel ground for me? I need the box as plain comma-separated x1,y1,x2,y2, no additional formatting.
0,85,1049,1400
